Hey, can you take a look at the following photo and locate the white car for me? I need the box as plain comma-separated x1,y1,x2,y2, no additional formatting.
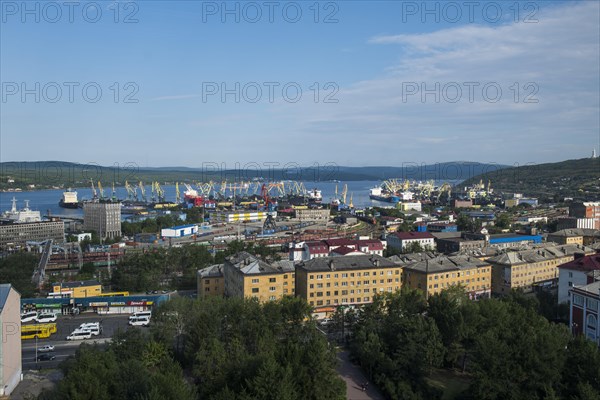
36,313,57,323
128,317,150,327
38,345,55,352
20,311,38,323
66,331,92,340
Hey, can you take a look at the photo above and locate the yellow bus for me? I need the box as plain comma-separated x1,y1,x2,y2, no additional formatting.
98,291,130,297
21,324,55,340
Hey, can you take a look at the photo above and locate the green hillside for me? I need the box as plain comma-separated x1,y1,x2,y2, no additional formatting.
459,158,600,200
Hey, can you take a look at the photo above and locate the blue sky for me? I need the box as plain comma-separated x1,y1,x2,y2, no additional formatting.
1,0,598,167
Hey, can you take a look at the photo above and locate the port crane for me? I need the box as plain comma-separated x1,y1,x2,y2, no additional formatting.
97,181,105,199
90,179,98,199
125,181,137,201
175,182,181,204
138,181,146,202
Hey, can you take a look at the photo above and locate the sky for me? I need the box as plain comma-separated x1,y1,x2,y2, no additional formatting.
1,0,599,168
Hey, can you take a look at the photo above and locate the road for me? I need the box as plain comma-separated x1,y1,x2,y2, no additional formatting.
21,313,131,369
336,350,384,400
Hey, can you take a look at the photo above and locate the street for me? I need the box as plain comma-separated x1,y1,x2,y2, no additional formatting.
21,313,131,369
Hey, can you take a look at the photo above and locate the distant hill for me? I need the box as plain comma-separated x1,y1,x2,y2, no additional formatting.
459,158,600,200
0,161,508,190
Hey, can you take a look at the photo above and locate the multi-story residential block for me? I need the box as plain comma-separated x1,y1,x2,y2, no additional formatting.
488,244,595,295
52,280,102,297
83,201,121,239
197,264,225,298
223,252,295,302
402,255,492,298
436,237,486,253
295,255,401,308
558,253,600,303
547,229,584,246
0,219,65,251
386,231,435,252
569,281,600,345
0,284,22,396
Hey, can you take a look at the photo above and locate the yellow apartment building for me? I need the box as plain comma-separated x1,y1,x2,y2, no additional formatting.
295,255,402,308
52,280,102,298
547,229,584,246
223,252,295,302
197,264,225,298
488,244,595,295
402,255,492,299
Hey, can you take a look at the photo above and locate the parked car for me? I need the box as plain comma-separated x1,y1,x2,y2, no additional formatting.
36,313,58,323
66,331,92,340
37,353,56,361
38,345,55,352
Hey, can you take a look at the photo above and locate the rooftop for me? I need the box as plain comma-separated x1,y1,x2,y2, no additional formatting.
299,254,396,272
390,231,435,240
403,255,490,274
198,264,224,278
571,280,600,297
0,283,18,311
226,252,292,275
54,280,101,289
558,254,600,272
487,244,594,266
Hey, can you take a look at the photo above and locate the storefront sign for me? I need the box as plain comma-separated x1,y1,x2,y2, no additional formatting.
110,302,126,306
127,301,154,306
90,302,108,307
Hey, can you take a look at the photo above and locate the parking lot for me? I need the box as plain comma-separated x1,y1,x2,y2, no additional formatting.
21,313,132,369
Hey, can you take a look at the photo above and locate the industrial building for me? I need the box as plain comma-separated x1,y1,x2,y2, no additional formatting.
83,201,122,239
0,219,65,251
0,284,21,397
569,202,600,229
210,210,277,224
295,208,330,220
161,224,198,238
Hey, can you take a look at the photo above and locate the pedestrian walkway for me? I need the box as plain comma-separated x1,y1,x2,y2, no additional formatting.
336,349,384,400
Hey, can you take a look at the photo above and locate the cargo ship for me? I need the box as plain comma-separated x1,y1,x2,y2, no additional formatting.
307,188,322,203
369,187,400,203
58,189,79,209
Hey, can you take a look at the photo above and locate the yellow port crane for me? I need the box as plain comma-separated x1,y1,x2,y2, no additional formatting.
125,181,137,200
97,181,105,199
138,181,146,202
175,182,181,203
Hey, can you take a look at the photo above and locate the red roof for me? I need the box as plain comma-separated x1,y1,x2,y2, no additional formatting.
305,241,329,254
331,246,363,255
558,254,600,272
357,240,384,250
324,238,356,247
392,232,435,240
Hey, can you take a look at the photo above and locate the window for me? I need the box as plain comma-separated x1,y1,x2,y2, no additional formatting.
205,287,210,292
269,286,276,292
309,284,314,289
326,274,330,279
269,296,277,301
317,300,323,306
342,273,348,278
204,279,210,284
364,272,370,277
269,278,276,283
573,294,584,306
252,278,259,284
587,298,599,311
317,283,323,288
317,274,323,279
316,292,323,297
252,288,259,293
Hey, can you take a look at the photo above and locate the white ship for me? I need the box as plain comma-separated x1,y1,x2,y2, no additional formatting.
308,188,322,202
1,198,41,223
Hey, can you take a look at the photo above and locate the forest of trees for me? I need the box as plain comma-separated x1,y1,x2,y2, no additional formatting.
40,296,346,400
349,287,600,400
0,252,38,297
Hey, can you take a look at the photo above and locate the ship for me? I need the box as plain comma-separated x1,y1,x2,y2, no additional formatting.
307,188,322,203
59,189,79,209
369,187,400,203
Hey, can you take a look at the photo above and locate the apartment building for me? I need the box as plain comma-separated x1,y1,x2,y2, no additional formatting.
402,255,492,298
386,231,435,252
558,253,600,304
547,229,584,246
223,252,295,302
569,281,600,345
289,239,385,261
295,254,401,308
197,264,225,298
488,244,595,295
0,284,21,396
